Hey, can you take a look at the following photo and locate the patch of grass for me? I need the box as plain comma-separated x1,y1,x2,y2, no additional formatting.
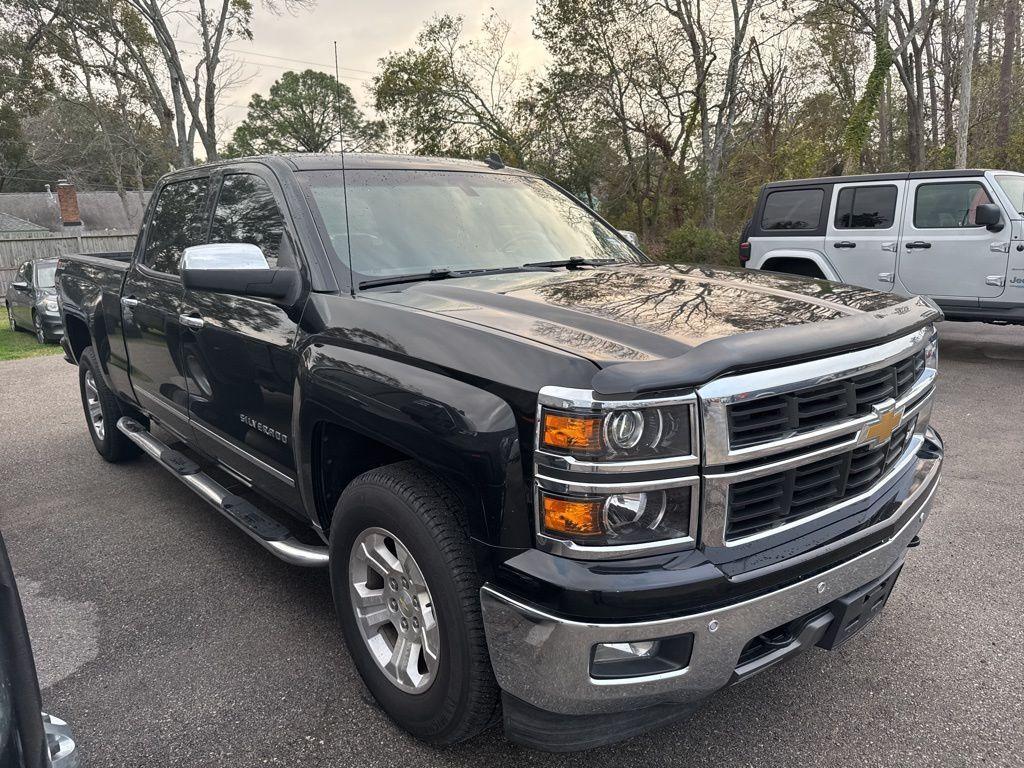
0,326,63,362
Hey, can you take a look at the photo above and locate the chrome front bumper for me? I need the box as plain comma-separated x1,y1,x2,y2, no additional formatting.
481,448,941,717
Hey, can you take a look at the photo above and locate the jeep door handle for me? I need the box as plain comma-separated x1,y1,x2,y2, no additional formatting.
179,314,205,330
985,275,1006,287
833,241,856,249
120,296,139,308
905,241,931,250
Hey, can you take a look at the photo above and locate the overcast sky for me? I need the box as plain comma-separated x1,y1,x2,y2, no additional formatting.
217,1,549,134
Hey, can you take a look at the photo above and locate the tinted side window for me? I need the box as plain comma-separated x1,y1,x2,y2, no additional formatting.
210,174,291,268
914,182,993,228
143,178,210,275
761,189,824,230
835,185,898,229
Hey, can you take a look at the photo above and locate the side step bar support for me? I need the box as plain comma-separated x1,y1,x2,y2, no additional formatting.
117,417,329,568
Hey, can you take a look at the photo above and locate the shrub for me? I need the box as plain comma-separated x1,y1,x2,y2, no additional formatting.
659,224,738,268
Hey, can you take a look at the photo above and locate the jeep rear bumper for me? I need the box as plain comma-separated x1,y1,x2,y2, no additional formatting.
480,432,942,751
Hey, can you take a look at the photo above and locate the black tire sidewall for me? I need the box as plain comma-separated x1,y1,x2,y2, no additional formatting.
33,312,44,343
329,482,477,742
78,348,122,460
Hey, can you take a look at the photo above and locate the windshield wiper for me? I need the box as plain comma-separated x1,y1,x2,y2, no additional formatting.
358,265,529,290
522,256,617,270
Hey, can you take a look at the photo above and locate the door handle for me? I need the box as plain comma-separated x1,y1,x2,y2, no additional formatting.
120,297,139,308
990,242,1010,253
877,272,895,283
179,314,205,330
985,275,1006,287
833,241,857,249
881,242,897,252
905,241,931,250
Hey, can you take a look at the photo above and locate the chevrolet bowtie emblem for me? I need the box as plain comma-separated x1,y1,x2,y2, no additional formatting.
862,404,903,445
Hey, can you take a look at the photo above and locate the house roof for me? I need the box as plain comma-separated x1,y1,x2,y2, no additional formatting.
0,212,48,233
0,191,150,233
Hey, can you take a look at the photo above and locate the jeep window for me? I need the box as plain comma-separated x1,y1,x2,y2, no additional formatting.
834,185,897,229
142,177,211,275
302,170,642,280
761,188,824,230
995,174,1024,215
210,174,294,268
913,181,993,228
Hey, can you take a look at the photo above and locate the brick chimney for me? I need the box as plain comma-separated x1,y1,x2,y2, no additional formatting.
56,180,82,227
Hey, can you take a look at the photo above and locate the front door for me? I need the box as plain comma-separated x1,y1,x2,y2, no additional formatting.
122,174,211,438
898,178,1011,299
824,182,904,291
11,262,33,326
180,168,304,508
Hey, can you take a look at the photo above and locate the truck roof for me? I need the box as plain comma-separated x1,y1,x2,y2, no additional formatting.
763,168,1022,189
169,152,535,177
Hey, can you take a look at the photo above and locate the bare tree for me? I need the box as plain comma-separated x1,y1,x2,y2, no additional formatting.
956,0,977,166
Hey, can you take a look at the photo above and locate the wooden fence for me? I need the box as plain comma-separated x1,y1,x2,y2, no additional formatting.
0,231,136,293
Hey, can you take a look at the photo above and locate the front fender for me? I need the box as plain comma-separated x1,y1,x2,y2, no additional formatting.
295,343,530,549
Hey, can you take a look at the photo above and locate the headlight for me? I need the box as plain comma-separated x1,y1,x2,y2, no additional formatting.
925,326,939,370
539,402,693,461
538,485,694,547
44,299,59,313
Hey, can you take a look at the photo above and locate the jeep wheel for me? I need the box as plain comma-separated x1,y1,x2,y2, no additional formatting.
329,461,499,744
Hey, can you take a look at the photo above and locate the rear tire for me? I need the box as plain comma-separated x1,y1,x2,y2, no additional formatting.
329,461,499,745
78,346,144,462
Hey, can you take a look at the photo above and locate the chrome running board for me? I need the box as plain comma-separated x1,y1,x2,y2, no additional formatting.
116,417,328,567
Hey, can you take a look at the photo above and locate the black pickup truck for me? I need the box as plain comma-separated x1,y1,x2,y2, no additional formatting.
56,153,944,751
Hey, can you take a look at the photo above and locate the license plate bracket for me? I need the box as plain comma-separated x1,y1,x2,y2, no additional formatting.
816,561,904,650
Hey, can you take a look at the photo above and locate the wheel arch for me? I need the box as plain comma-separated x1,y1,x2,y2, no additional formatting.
753,248,839,280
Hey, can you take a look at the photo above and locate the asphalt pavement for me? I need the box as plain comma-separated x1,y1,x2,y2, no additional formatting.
0,322,1021,767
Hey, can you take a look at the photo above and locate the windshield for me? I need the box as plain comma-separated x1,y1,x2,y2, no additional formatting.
995,175,1024,215
302,170,642,282
34,263,56,288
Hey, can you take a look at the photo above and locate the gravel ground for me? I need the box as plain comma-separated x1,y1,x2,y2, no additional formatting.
0,322,1021,767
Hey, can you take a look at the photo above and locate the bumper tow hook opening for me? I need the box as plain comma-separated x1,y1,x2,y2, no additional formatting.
907,535,922,548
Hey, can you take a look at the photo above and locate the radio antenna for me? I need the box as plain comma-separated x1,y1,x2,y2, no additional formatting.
333,40,345,155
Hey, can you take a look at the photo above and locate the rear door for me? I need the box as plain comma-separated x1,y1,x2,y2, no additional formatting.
749,185,830,274
180,167,305,508
898,178,1010,299
121,173,212,438
825,181,903,290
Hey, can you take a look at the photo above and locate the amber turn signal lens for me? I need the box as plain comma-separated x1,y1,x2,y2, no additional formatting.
541,411,602,454
540,493,603,536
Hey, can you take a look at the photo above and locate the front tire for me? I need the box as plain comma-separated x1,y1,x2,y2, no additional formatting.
78,347,144,462
7,303,17,331
33,312,46,344
329,461,499,745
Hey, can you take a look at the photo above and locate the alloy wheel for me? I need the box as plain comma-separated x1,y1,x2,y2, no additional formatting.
5,305,13,331
348,527,440,694
33,314,44,343
84,370,105,441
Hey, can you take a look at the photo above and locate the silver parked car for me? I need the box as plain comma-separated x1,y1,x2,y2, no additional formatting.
5,259,63,344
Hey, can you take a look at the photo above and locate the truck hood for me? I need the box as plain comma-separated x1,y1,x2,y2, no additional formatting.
363,263,921,367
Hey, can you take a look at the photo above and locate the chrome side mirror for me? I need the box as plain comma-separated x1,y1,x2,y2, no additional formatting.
181,243,270,271
619,230,640,247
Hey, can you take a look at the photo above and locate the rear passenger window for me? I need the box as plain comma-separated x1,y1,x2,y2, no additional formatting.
914,182,992,228
761,189,824,231
835,185,897,229
142,178,210,275
210,174,292,268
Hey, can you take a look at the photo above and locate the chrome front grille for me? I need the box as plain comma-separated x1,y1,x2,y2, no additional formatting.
727,350,926,449
700,328,936,547
726,418,916,539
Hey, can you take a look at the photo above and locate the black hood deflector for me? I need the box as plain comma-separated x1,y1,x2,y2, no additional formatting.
591,296,942,398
